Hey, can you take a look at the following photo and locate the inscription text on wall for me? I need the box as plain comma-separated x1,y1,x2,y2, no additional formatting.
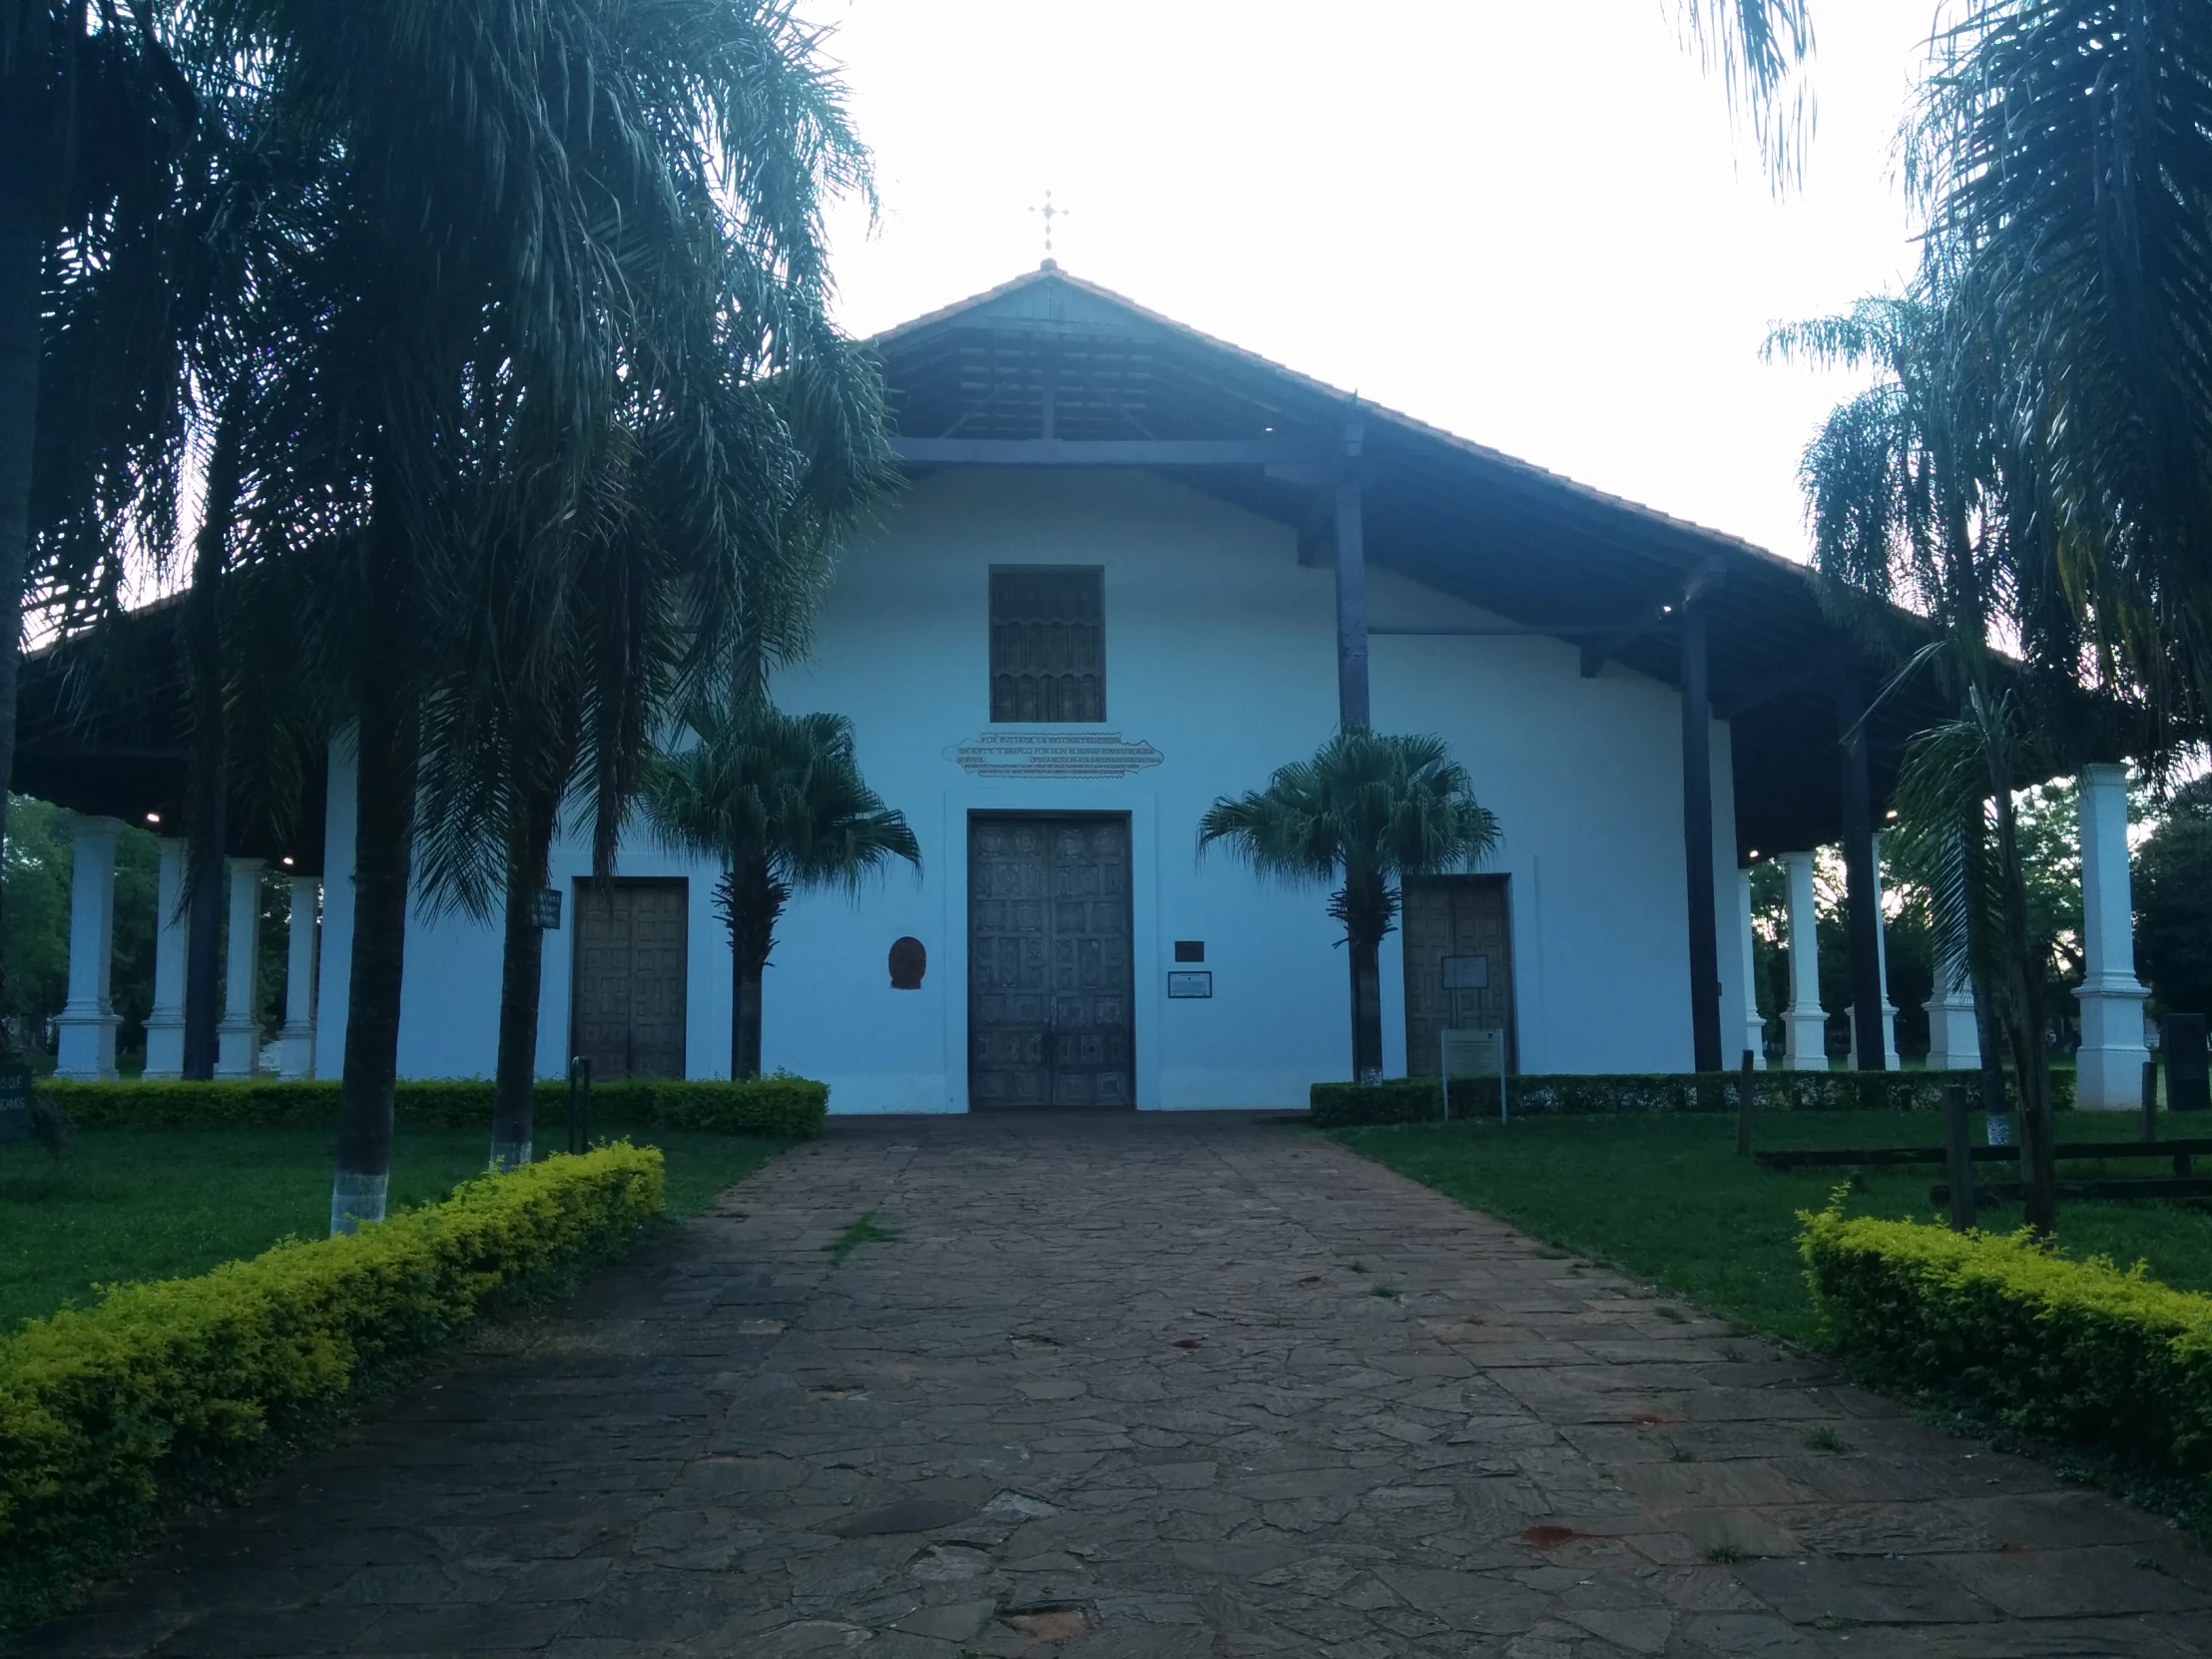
947,730,1164,780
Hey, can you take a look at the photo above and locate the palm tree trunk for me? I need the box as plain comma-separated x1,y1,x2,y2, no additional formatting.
1350,933,1384,1082
723,859,780,1079
1337,877,1391,1081
0,85,43,1050
331,468,419,1234
1990,785,2058,1233
1971,964,2008,1122
732,947,765,1081
489,784,557,1169
181,399,244,1079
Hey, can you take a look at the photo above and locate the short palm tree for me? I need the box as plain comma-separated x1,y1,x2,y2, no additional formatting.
643,703,920,1080
1200,729,1499,1083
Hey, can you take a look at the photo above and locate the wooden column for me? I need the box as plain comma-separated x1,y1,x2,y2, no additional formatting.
1333,423,1369,729
1680,599,1723,1072
1836,674,1889,1070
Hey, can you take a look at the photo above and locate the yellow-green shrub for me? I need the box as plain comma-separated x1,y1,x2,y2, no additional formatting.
1800,1207,2212,1471
0,1144,663,1626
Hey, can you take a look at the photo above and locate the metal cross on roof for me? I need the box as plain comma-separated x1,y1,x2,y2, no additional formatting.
1028,189,1069,266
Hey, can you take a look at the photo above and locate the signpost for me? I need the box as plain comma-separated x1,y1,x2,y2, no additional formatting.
2166,1014,2209,1115
1440,1027,1506,1124
0,1061,31,1147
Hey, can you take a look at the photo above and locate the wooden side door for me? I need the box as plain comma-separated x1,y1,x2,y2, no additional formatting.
1402,875,1515,1076
571,879,689,1080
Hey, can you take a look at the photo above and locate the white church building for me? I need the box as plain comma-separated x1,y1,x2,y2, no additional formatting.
26,268,2155,1111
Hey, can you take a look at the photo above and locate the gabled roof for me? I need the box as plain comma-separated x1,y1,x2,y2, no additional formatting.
871,264,1947,855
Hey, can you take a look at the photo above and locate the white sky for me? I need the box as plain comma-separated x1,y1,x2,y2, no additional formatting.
803,0,1940,563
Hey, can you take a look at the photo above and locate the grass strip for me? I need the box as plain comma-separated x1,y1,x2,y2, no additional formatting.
1335,1111,2212,1345
1,1126,792,1335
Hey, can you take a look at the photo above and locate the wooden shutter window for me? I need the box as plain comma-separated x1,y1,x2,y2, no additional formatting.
990,567,1105,723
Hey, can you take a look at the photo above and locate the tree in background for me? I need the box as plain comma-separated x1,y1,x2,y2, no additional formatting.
1200,730,1499,1082
2137,776,2212,1021
642,704,919,1080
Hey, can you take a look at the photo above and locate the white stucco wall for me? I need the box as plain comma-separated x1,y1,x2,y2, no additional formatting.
341,466,1747,1105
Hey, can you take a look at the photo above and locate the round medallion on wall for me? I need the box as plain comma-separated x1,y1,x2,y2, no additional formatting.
888,935,926,990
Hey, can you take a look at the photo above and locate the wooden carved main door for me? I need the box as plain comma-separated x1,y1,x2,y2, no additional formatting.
969,816,1133,1108
1402,875,1515,1076
571,879,689,1079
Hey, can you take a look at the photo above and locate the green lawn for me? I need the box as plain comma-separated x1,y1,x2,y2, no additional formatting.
1339,1109,2212,1346
0,1125,793,1335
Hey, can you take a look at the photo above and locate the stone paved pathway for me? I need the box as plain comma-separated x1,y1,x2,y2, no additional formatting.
19,1113,2212,1658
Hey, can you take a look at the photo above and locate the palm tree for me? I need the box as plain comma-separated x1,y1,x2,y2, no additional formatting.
1672,0,1817,182
1199,729,1499,1083
194,0,874,1226
1907,3,2212,720
642,702,918,1079
416,327,890,1167
1767,277,2101,1233
1,3,197,1036
404,10,885,1168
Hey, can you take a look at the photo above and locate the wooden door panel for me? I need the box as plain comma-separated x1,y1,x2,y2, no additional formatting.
570,879,689,1081
1403,876,1515,1077
970,815,1133,1108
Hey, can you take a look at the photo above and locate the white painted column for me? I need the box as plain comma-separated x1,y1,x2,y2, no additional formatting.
216,857,265,1078
1781,852,1827,1068
54,816,124,1080
1850,832,1904,1070
1926,852,1981,1071
1738,867,1766,1068
2074,763,2150,1109
278,876,319,1079
142,837,190,1079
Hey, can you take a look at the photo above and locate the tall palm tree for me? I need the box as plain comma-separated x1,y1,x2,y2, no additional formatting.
1908,2,2212,721
1767,278,2105,1232
416,330,890,1167
202,0,871,1227
1199,729,1499,1083
406,9,885,1169
1,2,196,1036
642,703,919,1080
32,50,330,1079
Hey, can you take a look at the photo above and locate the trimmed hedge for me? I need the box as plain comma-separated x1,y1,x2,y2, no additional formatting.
1800,1207,2212,1474
1309,1068,2074,1127
39,1075,829,1137
0,1144,664,1629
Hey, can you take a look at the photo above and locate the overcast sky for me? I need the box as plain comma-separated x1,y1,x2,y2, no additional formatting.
801,0,1941,563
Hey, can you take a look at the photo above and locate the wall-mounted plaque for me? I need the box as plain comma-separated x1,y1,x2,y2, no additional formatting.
1441,954,1489,990
1168,971,1213,999
1174,940,1206,962
946,730,1164,780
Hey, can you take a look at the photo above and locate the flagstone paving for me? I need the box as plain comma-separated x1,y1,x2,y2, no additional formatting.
20,1111,2212,1658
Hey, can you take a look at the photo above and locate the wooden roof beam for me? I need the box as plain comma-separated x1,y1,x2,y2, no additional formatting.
889,435,1333,469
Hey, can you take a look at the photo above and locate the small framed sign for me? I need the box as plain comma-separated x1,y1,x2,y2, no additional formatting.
0,1061,32,1146
1167,970,1212,999
529,887,563,930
